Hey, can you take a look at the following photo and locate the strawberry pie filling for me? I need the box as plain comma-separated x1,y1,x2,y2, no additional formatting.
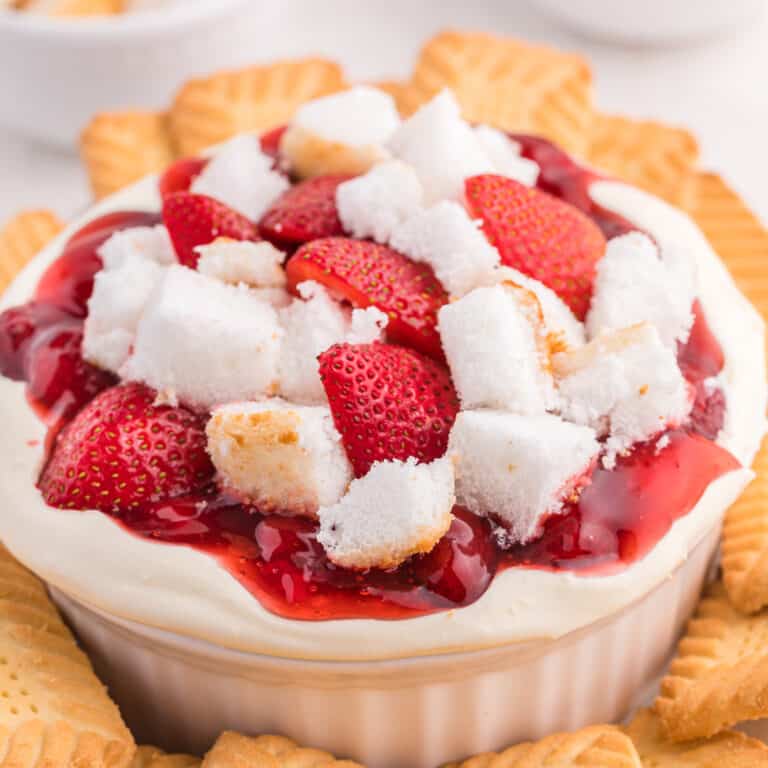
0,88,751,635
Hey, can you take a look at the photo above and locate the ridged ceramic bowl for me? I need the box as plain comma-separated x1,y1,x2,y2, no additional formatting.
51,523,718,768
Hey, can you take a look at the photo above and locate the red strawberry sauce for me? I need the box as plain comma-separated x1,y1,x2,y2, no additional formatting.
0,146,739,622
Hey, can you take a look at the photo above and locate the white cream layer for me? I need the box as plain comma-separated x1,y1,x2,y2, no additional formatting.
0,177,763,661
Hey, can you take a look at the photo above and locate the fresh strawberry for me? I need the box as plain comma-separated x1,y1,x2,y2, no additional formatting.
258,175,351,246
286,238,447,359
318,342,459,477
465,174,606,319
162,192,259,268
39,382,214,513
159,157,208,198
260,125,286,160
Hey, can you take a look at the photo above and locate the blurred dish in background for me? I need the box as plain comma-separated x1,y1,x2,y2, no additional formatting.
530,0,766,45
0,0,259,147
4,0,180,16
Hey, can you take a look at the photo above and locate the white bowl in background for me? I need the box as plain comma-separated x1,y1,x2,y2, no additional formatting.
0,0,259,148
529,0,766,46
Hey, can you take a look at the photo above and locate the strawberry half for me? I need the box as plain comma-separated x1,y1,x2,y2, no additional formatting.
258,174,351,246
39,382,214,513
318,342,459,477
465,174,606,320
286,237,447,359
162,192,259,268
159,157,208,198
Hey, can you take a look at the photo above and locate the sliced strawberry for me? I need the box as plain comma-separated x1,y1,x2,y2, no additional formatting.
159,157,208,198
258,175,351,246
318,342,459,477
465,174,606,320
286,237,447,359
260,125,286,160
162,192,259,268
39,382,214,514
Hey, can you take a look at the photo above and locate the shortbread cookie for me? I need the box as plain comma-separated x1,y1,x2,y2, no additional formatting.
0,210,63,293
690,172,768,325
408,30,594,157
0,545,135,767
16,0,123,15
170,59,347,157
201,732,362,768
656,580,768,741
81,111,176,199
689,173,768,613
626,708,768,767
130,746,200,768
444,725,640,767
587,114,699,207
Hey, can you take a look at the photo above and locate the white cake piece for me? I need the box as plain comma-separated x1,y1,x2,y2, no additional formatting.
83,257,164,373
387,90,494,204
190,134,289,221
390,201,500,297
336,160,424,244
196,238,286,288
278,282,387,404
448,410,599,545
317,456,455,570
98,225,176,270
586,232,696,347
474,126,540,187
122,265,282,408
438,284,555,413
206,399,352,517
481,266,585,348
554,323,692,467
280,86,401,179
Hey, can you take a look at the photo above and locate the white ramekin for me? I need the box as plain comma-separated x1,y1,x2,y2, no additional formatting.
0,0,258,147
51,523,719,768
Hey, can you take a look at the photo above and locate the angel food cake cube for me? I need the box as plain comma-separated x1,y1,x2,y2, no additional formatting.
555,323,692,465
190,135,289,221
317,456,455,570
387,90,493,204
97,224,176,269
390,201,499,297
122,265,281,408
449,410,599,545
438,284,555,414
336,160,424,244
195,238,286,289
587,232,695,347
473,126,539,187
83,256,164,373
207,400,352,517
280,86,401,179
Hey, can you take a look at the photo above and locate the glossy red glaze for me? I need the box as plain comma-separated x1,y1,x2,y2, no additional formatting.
0,137,741,621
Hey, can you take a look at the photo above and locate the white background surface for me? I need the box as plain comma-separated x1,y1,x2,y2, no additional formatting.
0,0,766,224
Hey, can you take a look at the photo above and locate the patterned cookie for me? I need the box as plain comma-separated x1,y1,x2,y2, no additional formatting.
443,725,641,767
129,746,200,768
202,732,362,768
0,545,135,767
81,111,176,199
656,580,768,741
408,30,594,157
626,708,768,767
587,114,699,208
169,59,347,157
0,210,64,294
